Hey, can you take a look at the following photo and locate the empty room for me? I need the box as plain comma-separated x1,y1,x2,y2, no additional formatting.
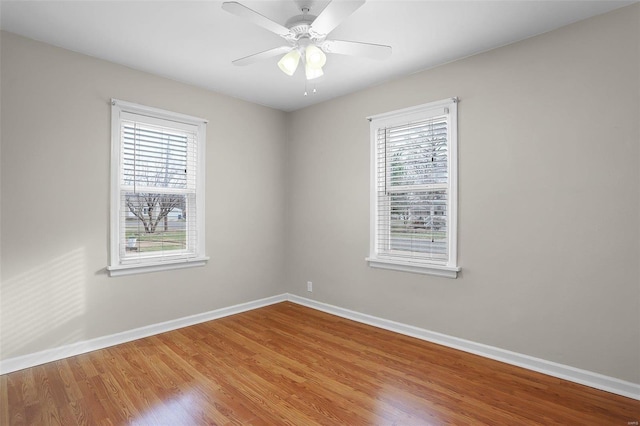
1,0,639,424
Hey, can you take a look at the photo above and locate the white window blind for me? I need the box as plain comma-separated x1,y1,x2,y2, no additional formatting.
368,98,459,278
109,100,208,276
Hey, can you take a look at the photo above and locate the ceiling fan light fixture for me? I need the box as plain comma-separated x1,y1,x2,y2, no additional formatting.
223,0,391,89
305,62,324,80
305,44,327,68
277,49,301,76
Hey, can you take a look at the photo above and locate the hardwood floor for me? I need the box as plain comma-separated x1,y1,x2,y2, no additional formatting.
2,301,638,425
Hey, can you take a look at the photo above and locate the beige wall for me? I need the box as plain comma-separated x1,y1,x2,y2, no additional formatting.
1,4,639,385
0,32,288,359
285,4,640,383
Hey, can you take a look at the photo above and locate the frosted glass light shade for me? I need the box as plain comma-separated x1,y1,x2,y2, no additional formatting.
305,62,324,80
277,50,301,76
305,45,327,68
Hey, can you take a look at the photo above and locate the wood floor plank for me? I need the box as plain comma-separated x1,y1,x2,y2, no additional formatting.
2,301,639,425
2,373,25,425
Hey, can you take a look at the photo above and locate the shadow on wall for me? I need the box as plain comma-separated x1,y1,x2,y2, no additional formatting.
0,247,87,359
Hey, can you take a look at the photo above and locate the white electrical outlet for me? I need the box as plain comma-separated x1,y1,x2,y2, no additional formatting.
307,281,313,292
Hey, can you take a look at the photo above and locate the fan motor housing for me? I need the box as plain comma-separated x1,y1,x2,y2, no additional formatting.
286,14,321,40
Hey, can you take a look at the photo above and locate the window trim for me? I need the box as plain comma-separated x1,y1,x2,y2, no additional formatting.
366,97,460,278
108,99,209,277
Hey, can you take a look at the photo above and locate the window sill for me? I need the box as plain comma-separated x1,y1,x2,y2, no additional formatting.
366,257,460,278
107,256,209,277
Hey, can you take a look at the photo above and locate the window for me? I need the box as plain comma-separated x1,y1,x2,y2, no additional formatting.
108,99,208,276
367,98,459,278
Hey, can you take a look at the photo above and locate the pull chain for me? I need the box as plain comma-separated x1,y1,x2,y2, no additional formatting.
303,82,318,96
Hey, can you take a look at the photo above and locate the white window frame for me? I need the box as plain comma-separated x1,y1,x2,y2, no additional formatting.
366,98,460,278
108,99,208,276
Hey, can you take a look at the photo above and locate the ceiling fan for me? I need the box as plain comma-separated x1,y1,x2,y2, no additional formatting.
221,0,392,81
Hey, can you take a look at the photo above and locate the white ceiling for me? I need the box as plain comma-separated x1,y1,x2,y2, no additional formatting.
0,0,635,111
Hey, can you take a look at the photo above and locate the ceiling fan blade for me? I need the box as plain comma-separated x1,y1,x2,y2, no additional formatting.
310,0,366,36
222,2,293,37
322,39,392,60
232,46,293,66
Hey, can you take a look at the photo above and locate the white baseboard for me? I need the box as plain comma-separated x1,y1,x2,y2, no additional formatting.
2,292,638,401
287,294,640,401
0,294,287,375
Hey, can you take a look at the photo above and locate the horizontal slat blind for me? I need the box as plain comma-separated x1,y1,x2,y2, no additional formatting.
121,121,196,190
376,115,449,262
119,119,198,261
